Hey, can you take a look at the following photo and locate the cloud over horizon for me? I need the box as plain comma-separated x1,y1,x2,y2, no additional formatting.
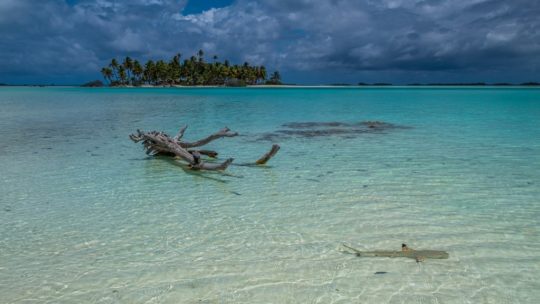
1,0,539,84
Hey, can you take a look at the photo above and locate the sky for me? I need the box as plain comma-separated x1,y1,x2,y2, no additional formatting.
0,0,539,85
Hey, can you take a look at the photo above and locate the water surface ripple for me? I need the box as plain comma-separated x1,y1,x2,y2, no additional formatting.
1,87,539,303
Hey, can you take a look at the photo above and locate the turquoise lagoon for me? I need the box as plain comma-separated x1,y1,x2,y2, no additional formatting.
0,87,539,303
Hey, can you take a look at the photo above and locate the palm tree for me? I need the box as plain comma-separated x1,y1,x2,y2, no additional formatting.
197,49,204,62
144,60,156,84
258,66,267,84
170,54,182,84
101,67,113,85
268,71,281,85
109,58,119,82
186,57,197,85
123,57,133,84
118,66,127,85
155,60,169,85
132,60,143,85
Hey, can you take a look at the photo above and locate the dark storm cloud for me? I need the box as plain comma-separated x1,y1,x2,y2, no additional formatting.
0,0,538,84
256,0,540,72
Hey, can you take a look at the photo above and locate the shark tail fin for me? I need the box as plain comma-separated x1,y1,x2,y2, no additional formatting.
341,244,362,256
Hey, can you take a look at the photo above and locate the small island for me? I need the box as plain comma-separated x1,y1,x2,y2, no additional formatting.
100,50,281,87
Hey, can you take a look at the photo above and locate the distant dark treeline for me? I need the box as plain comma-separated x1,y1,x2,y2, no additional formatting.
81,80,104,87
356,82,393,86
408,82,540,86
355,82,540,86
407,82,489,86
101,50,281,86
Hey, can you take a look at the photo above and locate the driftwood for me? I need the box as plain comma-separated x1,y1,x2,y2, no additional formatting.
255,144,280,165
190,149,218,158
177,126,239,148
129,125,279,171
342,244,449,262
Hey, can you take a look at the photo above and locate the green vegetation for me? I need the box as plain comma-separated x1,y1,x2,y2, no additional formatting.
266,71,282,85
101,50,280,87
357,82,392,86
81,80,104,87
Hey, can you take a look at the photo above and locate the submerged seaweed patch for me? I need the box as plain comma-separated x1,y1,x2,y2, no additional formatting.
257,132,288,142
282,121,351,128
256,121,409,141
277,128,354,137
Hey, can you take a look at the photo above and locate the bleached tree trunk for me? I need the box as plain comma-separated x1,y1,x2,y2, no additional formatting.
129,125,279,171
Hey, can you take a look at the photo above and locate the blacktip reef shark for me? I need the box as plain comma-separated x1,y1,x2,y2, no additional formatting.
342,243,449,262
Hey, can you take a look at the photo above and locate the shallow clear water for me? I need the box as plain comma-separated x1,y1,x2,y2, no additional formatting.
1,87,539,303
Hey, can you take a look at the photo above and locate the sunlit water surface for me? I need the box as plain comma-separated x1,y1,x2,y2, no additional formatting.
1,87,539,303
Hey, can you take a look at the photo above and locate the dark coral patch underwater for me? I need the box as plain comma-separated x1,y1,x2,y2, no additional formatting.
256,121,410,141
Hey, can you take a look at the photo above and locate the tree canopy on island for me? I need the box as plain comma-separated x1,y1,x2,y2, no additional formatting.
101,50,281,86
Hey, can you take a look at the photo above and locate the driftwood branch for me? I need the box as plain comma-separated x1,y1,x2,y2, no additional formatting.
130,125,279,171
179,127,238,148
255,144,280,164
189,149,219,158
174,125,188,141
129,129,233,171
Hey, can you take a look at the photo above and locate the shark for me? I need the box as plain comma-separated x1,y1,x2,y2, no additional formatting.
342,244,449,262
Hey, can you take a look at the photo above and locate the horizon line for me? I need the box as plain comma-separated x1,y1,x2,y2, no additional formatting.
2,82,540,87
